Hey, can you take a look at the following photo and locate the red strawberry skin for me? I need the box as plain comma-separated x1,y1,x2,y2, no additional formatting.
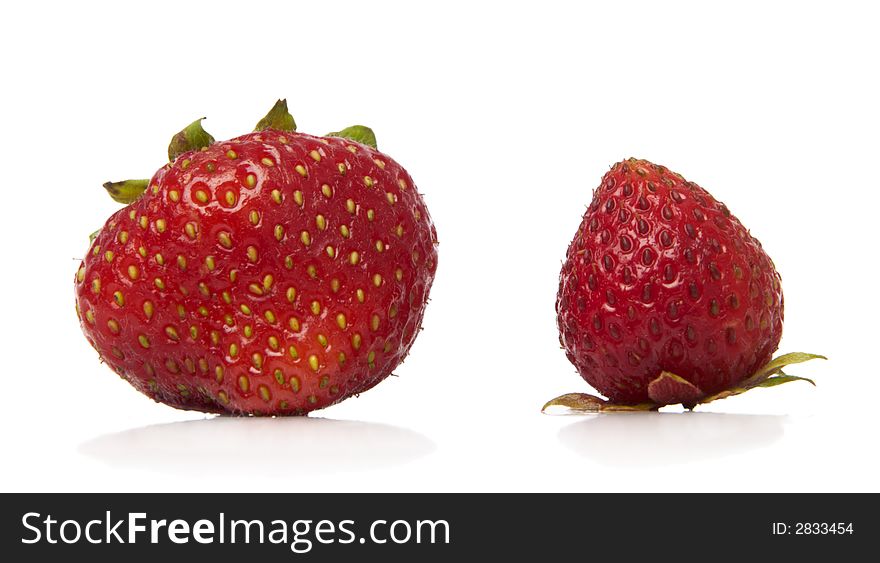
75,129,438,414
556,159,783,405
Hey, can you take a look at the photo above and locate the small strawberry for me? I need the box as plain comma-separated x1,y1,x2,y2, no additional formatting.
75,101,438,415
548,158,822,412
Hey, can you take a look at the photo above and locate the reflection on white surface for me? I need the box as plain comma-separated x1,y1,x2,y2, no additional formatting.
558,412,785,466
80,417,435,476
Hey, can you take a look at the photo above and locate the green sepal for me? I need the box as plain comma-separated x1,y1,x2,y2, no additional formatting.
755,374,816,388
103,179,150,204
255,99,296,132
326,125,377,149
168,118,215,161
740,352,826,387
698,352,826,405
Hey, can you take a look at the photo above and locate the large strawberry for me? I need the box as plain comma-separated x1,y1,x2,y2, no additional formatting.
75,101,438,415
548,158,822,412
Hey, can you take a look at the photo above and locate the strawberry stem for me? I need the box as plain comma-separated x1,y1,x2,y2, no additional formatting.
168,117,215,161
103,179,149,204
255,99,296,132
327,125,377,149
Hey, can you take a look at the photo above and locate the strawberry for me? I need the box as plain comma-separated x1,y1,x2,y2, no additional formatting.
75,101,438,415
549,158,822,411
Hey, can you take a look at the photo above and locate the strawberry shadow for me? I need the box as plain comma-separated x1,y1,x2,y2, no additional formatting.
558,412,785,466
79,417,435,477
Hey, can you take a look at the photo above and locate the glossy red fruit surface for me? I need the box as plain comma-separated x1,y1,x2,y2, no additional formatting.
556,158,783,405
75,128,438,414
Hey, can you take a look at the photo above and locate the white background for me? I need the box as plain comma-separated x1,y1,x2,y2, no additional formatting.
1,0,877,492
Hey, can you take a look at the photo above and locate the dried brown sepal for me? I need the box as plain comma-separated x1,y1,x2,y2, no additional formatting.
541,393,656,415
